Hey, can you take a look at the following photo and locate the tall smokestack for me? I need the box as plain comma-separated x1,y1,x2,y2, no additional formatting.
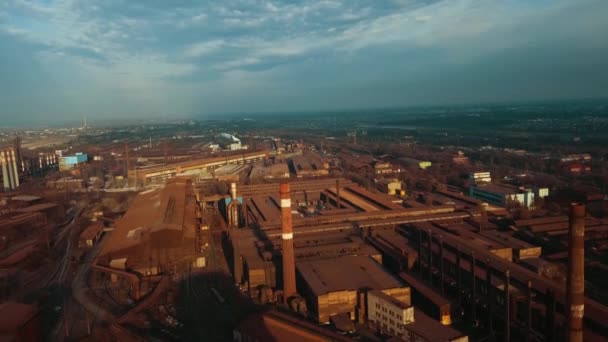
13,137,22,172
567,203,585,342
228,183,239,228
1,151,9,191
10,149,19,188
280,183,296,301
6,149,16,189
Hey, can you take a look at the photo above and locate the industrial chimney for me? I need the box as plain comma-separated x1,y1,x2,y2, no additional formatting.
10,149,19,188
228,183,239,228
1,151,9,191
567,203,585,342
230,182,237,200
280,183,297,301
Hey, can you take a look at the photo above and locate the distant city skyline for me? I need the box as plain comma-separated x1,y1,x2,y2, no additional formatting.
1,0,607,123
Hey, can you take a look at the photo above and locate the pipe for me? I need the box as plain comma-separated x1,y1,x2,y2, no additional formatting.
280,183,296,301
567,203,585,342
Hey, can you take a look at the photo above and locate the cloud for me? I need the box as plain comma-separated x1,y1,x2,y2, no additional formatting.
184,40,225,58
215,57,262,70
1,0,607,121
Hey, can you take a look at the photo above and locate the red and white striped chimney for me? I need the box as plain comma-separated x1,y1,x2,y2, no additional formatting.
567,203,585,342
280,183,296,300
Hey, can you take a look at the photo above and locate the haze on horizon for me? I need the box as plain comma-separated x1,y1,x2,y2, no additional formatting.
1,0,607,124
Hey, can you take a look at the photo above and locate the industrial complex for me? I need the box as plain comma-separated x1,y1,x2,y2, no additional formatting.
0,118,607,342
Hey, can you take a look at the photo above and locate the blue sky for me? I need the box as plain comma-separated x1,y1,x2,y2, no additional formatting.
0,0,607,122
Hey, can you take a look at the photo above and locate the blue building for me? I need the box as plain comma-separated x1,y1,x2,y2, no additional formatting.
59,152,88,171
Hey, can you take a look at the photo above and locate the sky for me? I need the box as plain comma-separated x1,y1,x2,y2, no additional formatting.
0,0,607,123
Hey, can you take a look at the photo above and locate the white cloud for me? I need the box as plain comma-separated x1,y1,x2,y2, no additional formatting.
176,12,208,28
215,57,262,70
184,40,225,58
222,17,267,28
415,15,432,22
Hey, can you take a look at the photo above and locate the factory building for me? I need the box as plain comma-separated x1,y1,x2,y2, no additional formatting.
374,162,397,175
250,163,290,180
534,187,550,199
79,221,104,249
290,155,329,178
1,148,20,191
377,179,404,196
46,177,85,191
95,178,201,299
231,228,382,300
59,152,88,171
297,255,410,323
19,152,57,177
217,133,245,151
367,290,468,342
129,151,266,186
399,158,432,170
469,183,535,208
452,151,469,165
400,310,469,342
563,163,591,174
219,177,608,340
469,171,492,185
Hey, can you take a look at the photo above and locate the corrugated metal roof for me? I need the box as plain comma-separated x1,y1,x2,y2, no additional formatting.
100,180,193,257
405,309,466,341
297,255,403,296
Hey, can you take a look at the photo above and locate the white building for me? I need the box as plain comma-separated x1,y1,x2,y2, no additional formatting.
368,290,415,339
367,290,468,342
